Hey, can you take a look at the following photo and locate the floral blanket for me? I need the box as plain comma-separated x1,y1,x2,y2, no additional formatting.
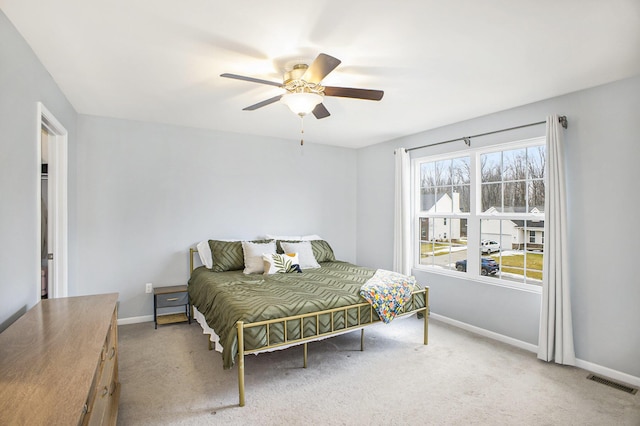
359,269,417,324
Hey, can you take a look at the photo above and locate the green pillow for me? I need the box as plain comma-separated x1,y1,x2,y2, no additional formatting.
208,240,244,272
310,240,336,262
208,239,273,272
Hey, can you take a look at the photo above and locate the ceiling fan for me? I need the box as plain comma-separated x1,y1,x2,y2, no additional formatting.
220,53,384,119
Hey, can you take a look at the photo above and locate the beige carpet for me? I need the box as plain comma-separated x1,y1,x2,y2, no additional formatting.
117,317,639,425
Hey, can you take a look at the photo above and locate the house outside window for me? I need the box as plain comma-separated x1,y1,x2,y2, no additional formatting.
414,137,545,287
417,155,470,272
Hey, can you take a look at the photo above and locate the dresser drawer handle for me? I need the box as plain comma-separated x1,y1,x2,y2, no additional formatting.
101,386,109,397
109,347,116,360
165,297,179,301
109,381,117,396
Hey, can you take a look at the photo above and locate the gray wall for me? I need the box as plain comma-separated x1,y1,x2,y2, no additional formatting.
356,75,640,379
0,11,78,331
75,115,357,319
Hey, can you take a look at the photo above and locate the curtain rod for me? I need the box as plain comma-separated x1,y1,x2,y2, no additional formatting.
404,115,568,153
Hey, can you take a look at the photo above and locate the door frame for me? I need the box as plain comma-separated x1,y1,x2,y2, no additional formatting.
37,102,68,300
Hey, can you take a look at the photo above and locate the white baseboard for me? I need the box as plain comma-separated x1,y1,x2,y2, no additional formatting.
430,313,538,353
430,313,640,388
574,359,640,388
117,315,153,325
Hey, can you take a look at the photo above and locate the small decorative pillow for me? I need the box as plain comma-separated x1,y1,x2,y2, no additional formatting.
280,241,320,269
242,240,277,274
263,253,302,274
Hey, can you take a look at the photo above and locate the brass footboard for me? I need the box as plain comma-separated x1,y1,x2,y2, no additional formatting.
236,287,429,406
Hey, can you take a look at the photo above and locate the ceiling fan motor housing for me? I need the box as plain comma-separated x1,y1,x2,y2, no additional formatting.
284,64,309,84
283,64,324,95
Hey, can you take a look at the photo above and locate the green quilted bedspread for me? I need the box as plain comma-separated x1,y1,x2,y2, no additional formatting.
188,261,425,369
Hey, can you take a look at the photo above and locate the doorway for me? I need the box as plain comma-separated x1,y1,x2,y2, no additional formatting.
41,127,49,298
37,103,68,301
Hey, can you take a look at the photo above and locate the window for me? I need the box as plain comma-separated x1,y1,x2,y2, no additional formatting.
417,155,470,272
414,138,545,287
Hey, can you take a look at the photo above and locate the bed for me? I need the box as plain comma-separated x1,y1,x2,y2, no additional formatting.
187,240,429,406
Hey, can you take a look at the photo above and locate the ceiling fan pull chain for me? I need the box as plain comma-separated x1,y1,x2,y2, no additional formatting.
300,114,305,146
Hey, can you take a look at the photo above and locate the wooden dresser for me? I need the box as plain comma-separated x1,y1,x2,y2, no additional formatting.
0,293,120,425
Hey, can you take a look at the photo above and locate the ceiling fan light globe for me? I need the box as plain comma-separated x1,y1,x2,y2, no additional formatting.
281,92,322,116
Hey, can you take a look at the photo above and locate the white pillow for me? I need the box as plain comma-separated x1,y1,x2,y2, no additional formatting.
196,241,213,269
262,253,300,275
242,240,277,274
280,241,320,269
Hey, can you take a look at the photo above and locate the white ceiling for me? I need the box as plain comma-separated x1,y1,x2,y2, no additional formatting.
2,0,639,148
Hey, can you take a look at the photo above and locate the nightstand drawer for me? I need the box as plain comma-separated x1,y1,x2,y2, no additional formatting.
156,292,188,308
153,285,190,329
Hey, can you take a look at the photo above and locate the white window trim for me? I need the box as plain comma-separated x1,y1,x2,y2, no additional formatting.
412,136,545,293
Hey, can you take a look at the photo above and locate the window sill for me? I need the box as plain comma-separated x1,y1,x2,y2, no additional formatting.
412,265,543,294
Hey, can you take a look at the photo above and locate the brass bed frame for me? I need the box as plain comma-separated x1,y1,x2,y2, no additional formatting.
189,248,429,407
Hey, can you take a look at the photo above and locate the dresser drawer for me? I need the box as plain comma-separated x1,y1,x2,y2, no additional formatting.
156,291,188,308
87,360,116,426
83,306,119,426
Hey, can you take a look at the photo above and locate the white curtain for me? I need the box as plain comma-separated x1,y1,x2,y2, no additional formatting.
538,115,576,365
393,148,411,275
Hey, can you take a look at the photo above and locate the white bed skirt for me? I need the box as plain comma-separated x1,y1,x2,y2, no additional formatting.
192,305,224,352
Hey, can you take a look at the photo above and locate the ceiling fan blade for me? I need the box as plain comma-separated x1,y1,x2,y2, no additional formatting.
221,73,282,87
312,103,331,119
302,53,341,84
324,86,384,101
242,95,283,111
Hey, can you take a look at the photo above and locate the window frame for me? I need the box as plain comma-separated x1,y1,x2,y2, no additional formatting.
412,136,545,293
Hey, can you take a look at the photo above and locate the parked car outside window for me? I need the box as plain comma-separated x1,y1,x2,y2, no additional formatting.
481,240,500,254
455,257,500,276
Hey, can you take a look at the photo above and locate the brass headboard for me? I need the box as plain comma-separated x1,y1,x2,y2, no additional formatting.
189,247,199,274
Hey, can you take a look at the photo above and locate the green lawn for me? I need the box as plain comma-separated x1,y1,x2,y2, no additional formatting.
420,244,543,281
421,241,466,257
491,252,543,280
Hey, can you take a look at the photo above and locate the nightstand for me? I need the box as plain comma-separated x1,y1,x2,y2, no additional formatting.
153,285,191,329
